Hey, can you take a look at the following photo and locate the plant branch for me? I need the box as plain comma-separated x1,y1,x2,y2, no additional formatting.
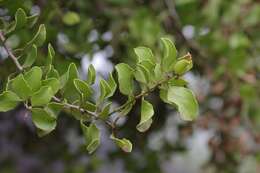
0,31,23,71
1,28,174,133
110,75,173,127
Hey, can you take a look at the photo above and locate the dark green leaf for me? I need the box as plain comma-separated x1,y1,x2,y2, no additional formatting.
23,44,37,68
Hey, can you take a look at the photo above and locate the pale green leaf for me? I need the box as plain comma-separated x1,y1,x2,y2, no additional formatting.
107,72,117,97
81,122,100,154
161,37,177,72
134,64,150,84
24,66,42,92
134,46,155,63
31,108,56,132
46,65,59,79
110,135,132,153
31,86,53,106
45,102,64,119
42,78,60,95
136,99,154,132
46,43,55,66
62,63,79,102
115,63,134,95
74,79,93,101
99,78,112,101
86,64,96,85
62,11,80,26
11,74,32,100
99,102,111,120
167,86,199,121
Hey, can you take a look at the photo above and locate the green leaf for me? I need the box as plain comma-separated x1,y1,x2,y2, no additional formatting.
167,86,199,121
99,78,112,101
134,64,150,84
161,37,177,72
27,24,46,47
31,86,53,106
11,74,32,100
45,102,64,119
81,122,100,154
74,79,93,101
31,108,56,133
0,91,21,112
42,78,60,95
110,135,132,153
82,101,97,112
134,47,155,63
24,66,42,92
115,63,134,95
86,64,96,85
23,44,37,68
15,8,27,29
62,63,79,102
173,53,193,75
154,63,163,81
46,43,55,66
107,72,117,97
159,89,171,104
99,102,112,120
7,8,27,33
118,96,135,116
136,99,154,132
168,78,188,87
62,11,80,26
46,65,59,79
26,14,38,28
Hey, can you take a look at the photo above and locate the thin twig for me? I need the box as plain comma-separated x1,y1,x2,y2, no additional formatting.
0,31,23,71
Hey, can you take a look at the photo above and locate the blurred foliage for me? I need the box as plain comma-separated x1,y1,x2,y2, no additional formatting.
0,0,260,173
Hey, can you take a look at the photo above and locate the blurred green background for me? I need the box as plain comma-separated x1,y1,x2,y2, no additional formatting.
0,0,260,173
